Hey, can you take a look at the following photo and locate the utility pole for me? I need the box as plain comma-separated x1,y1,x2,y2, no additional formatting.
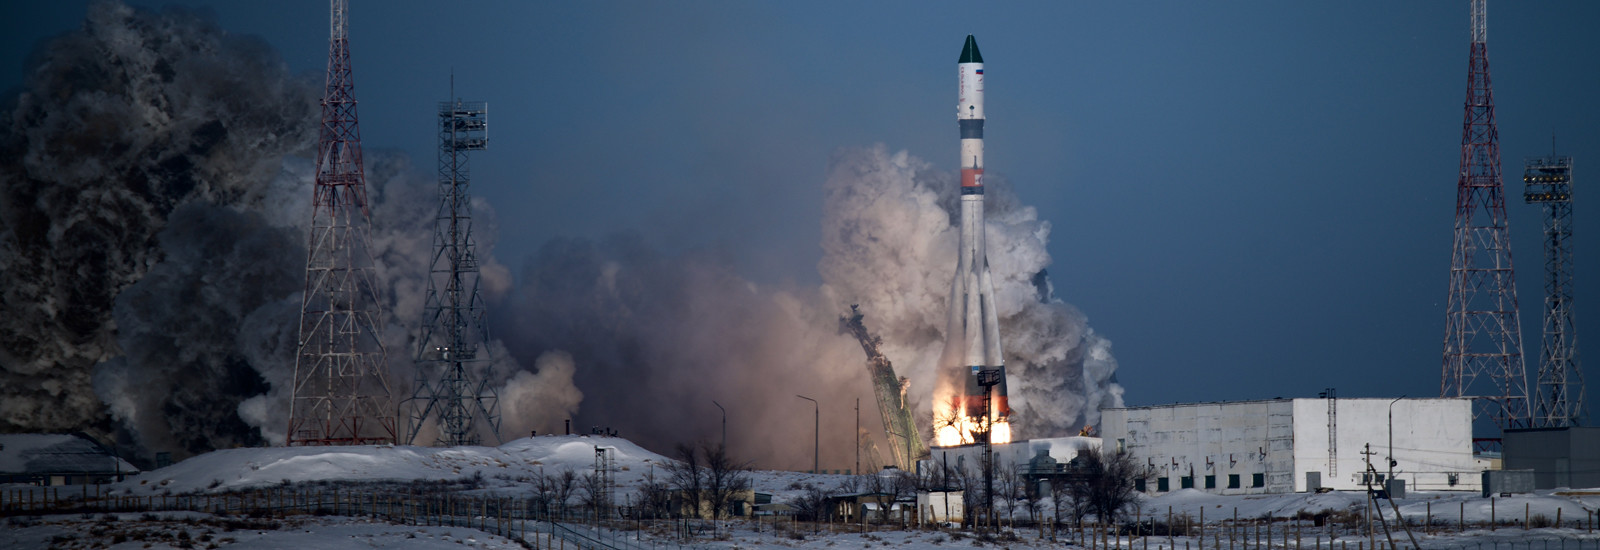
855,398,861,475
713,401,726,450
797,395,818,474
1388,395,1404,486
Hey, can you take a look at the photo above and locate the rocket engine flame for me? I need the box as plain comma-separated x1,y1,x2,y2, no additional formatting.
932,392,1012,446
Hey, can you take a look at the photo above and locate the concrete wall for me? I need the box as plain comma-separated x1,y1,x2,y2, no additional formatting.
1102,398,1480,495
1289,398,1478,492
1504,427,1600,490
1101,400,1294,496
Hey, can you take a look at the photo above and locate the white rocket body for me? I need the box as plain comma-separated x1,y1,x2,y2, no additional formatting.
946,35,1009,420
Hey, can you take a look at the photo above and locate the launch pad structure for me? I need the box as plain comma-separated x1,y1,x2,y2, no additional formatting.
840,305,929,471
404,86,502,447
286,0,397,446
1523,155,1583,428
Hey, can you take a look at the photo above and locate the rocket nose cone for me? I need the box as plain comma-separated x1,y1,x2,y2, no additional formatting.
959,35,983,64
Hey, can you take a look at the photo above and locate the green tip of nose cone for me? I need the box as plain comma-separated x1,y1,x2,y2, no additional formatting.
959,35,983,64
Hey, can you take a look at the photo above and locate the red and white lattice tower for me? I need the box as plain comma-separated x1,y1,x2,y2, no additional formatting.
1440,0,1529,431
286,0,396,446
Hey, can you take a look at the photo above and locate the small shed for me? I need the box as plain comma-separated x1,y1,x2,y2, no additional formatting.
0,433,138,486
915,489,964,524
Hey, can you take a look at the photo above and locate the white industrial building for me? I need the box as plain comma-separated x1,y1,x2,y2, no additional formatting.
1100,398,1485,495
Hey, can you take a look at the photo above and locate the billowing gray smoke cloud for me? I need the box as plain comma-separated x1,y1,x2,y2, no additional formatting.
497,145,1124,470
0,1,318,443
0,1,565,460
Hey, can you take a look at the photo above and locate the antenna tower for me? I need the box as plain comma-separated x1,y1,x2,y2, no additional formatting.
404,80,501,446
1440,0,1529,431
287,0,396,445
1524,155,1582,427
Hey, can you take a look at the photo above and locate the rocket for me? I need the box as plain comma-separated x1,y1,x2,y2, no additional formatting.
947,35,1010,425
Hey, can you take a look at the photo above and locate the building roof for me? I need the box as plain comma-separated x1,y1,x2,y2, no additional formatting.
1104,396,1471,411
0,434,138,475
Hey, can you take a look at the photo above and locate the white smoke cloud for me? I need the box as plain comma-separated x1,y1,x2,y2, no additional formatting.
498,350,584,439
818,145,1125,439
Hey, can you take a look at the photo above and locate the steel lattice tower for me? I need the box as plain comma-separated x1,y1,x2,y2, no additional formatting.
286,0,396,446
403,89,500,447
1524,156,1582,427
1440,0,1529,431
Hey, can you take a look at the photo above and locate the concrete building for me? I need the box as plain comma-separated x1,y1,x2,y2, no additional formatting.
1503,427,1600,490
1100,398,1484,495
0,433,138,486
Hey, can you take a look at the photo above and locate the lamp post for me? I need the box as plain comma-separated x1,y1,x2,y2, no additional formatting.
713,400,726,450
797,394,818,474
1388,395,1405,488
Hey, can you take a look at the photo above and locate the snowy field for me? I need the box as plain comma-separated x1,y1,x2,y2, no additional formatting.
6,435,1600,549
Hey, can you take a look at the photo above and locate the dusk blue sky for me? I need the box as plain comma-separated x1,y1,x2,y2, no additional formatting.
5,1,1597,414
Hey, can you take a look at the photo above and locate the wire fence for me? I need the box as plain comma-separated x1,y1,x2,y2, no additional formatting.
0,485,716,550
4,486,1600,550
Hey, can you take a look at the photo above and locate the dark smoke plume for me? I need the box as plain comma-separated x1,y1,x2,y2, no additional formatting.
0,2,550,459
0,1,318,446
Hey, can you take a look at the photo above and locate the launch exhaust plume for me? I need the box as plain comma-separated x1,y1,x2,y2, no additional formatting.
0,1,555,460
497,144,1124,469
818,145,1125,443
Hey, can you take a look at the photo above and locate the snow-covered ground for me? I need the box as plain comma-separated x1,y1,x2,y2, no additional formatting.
2,511,524,549
6,435,1600,549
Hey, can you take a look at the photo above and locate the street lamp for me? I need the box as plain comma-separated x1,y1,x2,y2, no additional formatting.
797,394,818,474
713,400,726,450
1388,395,1405,488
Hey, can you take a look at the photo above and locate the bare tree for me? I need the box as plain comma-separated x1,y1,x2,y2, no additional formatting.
668,443,705,518
702,443,751,522
1066,448,1140,526
579,469,609,522
933,395,968,444
1022,474,1044,531
790,482,832,522
954,462,983,529
530,467,557,518
884,468,917,525
638,465,673,519
997,462,1021,527
555,467,579,519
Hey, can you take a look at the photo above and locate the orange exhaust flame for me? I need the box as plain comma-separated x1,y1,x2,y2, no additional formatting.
933,390,1011,447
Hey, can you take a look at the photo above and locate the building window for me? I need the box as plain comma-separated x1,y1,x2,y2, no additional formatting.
1205,475,1216,489
1252,473,1265,488
1181,476,1194,489
1158,477,1169,492
1117,438,1126,453
1136,478,1147,493
1228,474,1240,489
